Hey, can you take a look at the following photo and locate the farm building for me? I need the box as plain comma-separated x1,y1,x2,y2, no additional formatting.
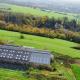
0,45,52,66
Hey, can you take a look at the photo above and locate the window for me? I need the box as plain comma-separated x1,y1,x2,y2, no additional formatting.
5,54,13,59
1,53,4,55
9,56,13,59
8,54,11,56
3,56,5,58
27,52,29,55
24,52,27,54
3,49,6,51
22,55,28,61
10,50,13,53
13,50,15,52
6,50,8,51
15,57,18,59
25,58,28,61
17,55,21,57
15,55,21,60
7,56,10,58
23,55,26,58
17,55,19,57
22,58,25,60
0,55,2,57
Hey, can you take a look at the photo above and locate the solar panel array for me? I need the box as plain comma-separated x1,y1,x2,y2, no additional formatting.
0,45,51,65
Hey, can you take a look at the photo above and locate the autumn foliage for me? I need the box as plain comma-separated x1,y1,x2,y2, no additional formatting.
0,11,80,43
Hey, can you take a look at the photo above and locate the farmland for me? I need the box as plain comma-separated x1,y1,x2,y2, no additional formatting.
55,62,76,80
0,26,80,80
0,68,30,80
71,64,80,80
0,3,80,80
0,29,80,58
0,3,78,19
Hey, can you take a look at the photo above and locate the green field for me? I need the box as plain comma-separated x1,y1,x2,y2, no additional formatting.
0,3,80,80
55,62,76,80
0,3,78,19
71,64,80,80
0,29,80,58
0,68,33,80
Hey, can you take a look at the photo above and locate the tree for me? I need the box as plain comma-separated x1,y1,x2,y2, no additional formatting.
20,34,25,39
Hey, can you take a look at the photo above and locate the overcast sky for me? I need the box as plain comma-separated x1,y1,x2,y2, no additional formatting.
6,0,80,4
57,0,79,1
20,0,80,3
60,0,80,2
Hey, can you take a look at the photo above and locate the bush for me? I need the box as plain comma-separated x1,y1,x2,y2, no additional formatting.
27,63,53,71
76,44,80,50
35,73,47,80
0,40,5,45
37,64,53,71
20,34,25,39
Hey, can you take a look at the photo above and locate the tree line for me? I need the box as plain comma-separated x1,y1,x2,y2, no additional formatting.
0,11,80,43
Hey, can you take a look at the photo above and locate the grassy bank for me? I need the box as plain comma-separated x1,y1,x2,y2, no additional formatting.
0,29,79,58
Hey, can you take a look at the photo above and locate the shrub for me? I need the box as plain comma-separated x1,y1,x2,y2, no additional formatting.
35,73,47,80
37,64,53,71
20,34,25,39
27,63,53,71
0,40,5,45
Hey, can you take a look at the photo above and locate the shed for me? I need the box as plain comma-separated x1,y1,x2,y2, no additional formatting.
0,45,52,65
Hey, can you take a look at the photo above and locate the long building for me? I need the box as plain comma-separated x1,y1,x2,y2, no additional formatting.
0,45,52,65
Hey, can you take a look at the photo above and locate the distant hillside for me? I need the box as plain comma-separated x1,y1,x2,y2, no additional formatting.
0,3,78,19
1,0,80,13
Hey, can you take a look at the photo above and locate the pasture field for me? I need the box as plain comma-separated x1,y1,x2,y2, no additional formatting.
55,62,76,80
0,3,78,19
0,68,33,80
0,29,80,58
71,64,80,80
0,3,80,80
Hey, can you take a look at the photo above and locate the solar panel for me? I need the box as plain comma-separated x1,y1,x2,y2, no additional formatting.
0,45,51,65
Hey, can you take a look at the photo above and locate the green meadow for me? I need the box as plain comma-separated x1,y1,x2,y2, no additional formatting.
0,29,80,58
0,3,77,19
71,64,80,80
0,68,33,80
0,3,80,80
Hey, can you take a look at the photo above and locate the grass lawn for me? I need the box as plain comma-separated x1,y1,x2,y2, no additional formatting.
0,29,80,58
0,3,77,19
71,64,80,80
55,62,76,80
0,68,33,80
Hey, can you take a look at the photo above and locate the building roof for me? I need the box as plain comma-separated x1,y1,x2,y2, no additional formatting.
0,45,50,54
0,45,51,65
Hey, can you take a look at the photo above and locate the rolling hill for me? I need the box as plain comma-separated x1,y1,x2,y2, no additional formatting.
0,29,79,58
1,0,80,13
0,29,79,80
0,3,78,19
0,1,80,80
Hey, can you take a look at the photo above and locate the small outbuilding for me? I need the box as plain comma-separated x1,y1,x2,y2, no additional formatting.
0,45,52,65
